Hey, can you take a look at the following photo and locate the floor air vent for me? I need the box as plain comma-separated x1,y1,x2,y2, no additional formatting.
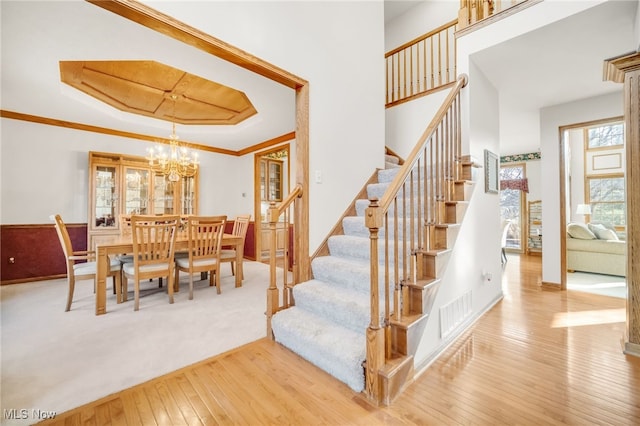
439,290,472,339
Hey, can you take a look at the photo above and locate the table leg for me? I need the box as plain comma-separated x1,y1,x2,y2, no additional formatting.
96,246,108,315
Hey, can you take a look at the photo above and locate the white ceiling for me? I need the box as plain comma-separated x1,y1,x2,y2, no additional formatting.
471,0,637,111
1,1,296,152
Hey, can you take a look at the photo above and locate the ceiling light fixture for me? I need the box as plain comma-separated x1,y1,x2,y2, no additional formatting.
146,95,199,182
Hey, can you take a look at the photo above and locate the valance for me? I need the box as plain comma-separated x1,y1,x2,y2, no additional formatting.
500,178,529,193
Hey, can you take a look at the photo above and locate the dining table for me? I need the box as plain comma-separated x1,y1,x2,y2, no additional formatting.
94,233,244,315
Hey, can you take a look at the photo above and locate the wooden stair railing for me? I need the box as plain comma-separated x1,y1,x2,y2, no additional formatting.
458,0,534,32
265,184,303,338
385,19,458,108
365,74,469,405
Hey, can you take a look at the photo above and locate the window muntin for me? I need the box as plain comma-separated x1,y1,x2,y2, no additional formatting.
588,176,625,227
587,122,624,149
500,164,525,250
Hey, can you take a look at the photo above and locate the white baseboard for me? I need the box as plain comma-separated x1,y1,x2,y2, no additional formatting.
413,292,504,376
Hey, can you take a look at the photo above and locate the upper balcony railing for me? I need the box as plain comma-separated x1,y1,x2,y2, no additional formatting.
385,19,458,108
458,0,533,32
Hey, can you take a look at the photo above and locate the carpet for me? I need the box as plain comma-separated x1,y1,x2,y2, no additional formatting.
271,164,403,393
566,271,626,299
0,261,276,425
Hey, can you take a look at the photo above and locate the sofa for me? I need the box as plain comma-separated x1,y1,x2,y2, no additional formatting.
566,222,626,277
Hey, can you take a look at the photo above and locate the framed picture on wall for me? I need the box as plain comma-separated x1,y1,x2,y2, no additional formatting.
484,149,499,193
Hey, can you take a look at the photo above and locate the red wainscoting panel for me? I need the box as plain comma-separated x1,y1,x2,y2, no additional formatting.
0,223,87,284
222,220,256,261
2,221,256,284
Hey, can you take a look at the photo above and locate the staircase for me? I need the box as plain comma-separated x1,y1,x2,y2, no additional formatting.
269,74,470,403
271,152,477,396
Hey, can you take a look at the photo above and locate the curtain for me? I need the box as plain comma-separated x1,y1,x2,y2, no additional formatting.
500,178,529,193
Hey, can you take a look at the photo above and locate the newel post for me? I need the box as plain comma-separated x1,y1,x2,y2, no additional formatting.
364,198,385,402
266,201,279,339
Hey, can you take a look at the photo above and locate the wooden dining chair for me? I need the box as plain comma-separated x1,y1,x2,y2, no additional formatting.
122,215,179,311
174,215,227,298
116,215,135,265
219,214,251,279
53,214,122,312
119,214,164,289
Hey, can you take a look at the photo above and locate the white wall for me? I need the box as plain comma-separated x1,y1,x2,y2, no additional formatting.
500,105,541,155
540,91,623,285
384,1,458,51
143,1,386,253
0,119,251,224
385,90,449,157
635,0,640,50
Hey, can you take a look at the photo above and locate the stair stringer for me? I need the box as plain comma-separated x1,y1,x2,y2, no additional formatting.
376,157,479,405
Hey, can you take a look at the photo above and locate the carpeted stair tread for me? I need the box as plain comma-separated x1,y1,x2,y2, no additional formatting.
367,179,428,200
271,307,366,392
342,216,420,240
355,198,424,217
378,167,400,183
311,256,370,292
328,235,409,264
385,154,400,165
293,280,371,334
311,256,396,295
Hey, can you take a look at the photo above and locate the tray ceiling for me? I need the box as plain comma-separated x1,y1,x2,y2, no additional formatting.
59,60,257,125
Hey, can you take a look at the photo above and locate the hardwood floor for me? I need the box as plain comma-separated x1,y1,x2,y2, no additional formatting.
39,254,640,425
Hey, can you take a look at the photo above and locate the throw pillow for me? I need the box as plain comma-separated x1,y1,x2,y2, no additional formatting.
567,223,596,240
588,223,607,235
594,228,619,241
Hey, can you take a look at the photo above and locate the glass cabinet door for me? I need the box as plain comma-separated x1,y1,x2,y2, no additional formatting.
268,161,282,201
153,174,175,215
93,165,118,230
124,167,151,215
260,160,267,201
180,176,196,215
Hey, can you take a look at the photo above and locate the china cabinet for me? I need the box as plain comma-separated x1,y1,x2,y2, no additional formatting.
527,200,542,254
88,151,198,250
260,159,283,202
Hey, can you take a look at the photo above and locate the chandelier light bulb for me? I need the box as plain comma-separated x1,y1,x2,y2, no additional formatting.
145,95,198,181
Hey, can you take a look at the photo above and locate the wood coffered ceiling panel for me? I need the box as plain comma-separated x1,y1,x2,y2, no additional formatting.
59,60,257,125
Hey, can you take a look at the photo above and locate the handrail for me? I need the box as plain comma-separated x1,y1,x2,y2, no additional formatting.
375,74,468,222
267,184,303,222
265,184,303,338
364,74,468,403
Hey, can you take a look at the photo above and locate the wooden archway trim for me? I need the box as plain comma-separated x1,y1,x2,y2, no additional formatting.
87,0,311,281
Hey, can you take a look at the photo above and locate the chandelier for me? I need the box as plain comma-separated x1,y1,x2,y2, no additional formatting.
146,95,199,182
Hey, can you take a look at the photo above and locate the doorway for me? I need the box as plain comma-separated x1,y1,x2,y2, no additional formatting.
560,118,626,295
254,145,290,261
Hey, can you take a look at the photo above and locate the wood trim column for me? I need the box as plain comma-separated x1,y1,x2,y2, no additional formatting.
604,52,640,356
295,83,311,282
